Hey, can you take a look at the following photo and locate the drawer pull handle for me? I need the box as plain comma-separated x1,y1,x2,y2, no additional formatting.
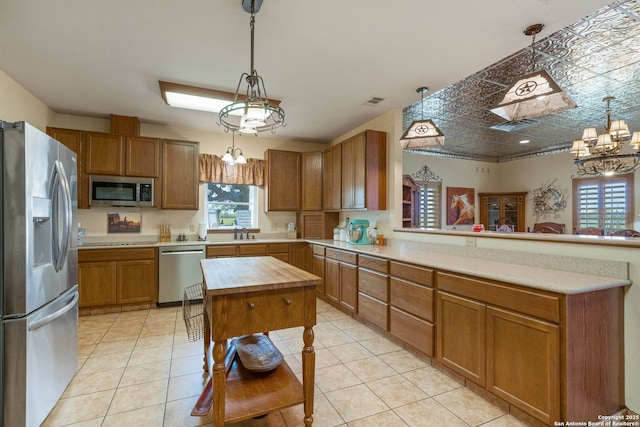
283,298,292,305
247,302,256,309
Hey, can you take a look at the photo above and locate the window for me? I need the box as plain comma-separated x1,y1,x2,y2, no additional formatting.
205,183,258,229
417,181,441,228
573,174,634,231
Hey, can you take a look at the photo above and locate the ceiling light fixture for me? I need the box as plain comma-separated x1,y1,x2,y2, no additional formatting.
571,96,640,176
221,132,247,165
490,24,576,121
400,87,445,149
218,0,285,135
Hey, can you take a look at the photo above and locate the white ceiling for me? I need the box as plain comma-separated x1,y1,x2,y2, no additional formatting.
0,0,614,145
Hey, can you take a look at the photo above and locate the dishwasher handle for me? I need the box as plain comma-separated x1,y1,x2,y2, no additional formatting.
161,249,205,255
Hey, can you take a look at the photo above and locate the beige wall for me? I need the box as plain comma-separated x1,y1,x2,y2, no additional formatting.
2,66,638,413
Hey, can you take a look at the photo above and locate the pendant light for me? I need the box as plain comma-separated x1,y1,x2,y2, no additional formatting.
218,0,285,135
221,132,247,165
490,24,576,121
400,87,445,149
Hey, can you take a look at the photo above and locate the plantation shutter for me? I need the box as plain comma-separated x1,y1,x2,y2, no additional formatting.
418,182,441,228
573,174,632,231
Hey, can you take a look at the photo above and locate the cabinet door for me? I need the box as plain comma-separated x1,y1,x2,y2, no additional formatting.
323,145,342,210
46,127,88,209
264,149,301,211
340,263,358,313
84,132,125,175
352,133,366,209
125,137,160,177
325,259,340,304
289,243,310,271
301,151,323,211
312,255,325,295
341,137,356,209
487,307,560,424
78,261,117,307
116,259,157,304
436,292,486,386
161,139,199,209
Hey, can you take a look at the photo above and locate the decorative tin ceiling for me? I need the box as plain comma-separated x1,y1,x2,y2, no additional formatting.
403,0,640,163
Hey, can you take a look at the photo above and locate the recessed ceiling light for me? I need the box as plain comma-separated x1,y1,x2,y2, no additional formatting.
520,139,530,144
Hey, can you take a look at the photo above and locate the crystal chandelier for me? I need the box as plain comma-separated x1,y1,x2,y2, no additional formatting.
221,132,247,165
218,0,285,135
571,96,640,176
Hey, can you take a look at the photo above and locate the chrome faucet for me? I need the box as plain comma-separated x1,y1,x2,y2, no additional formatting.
239,228,249,240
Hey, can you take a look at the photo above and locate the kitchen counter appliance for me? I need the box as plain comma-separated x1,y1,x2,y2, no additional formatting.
0,121,79,427
346,219,372,245
158,245,205,305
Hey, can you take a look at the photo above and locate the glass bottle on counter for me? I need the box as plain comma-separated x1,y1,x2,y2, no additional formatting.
339,217,350,242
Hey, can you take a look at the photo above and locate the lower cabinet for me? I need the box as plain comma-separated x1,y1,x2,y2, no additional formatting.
311,245,326,295
357,255,389,330
78,248,158,311
325,248,357,313
389,261,435,357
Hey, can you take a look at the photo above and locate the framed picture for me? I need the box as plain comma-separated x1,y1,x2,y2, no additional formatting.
107,211,141,233
446,187,475,226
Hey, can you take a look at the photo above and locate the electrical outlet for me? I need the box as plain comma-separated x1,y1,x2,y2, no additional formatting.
465,237,477,247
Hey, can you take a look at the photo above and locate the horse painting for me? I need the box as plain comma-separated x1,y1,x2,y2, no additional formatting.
449,193,475,225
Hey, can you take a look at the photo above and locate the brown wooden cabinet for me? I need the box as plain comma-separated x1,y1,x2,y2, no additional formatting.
479,192,527,232
78,247,158,313
84,132,125,176
295,211,339,239
161,139,199,209
301,151,323,211
46,127,88,209
325,248,358,313
264,149,301,211
311,245,326,296
125,136,161,177
341,130,386,210
323,144,342,211
402,174,419,228
389,261,435,357
357,255,389,330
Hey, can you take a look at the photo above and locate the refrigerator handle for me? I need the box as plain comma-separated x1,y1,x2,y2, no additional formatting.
28,291,79,331
52,160,73,272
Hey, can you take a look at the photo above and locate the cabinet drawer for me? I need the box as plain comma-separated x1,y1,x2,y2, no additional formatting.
326,248,357,264
389,307,433,357
268,243,289,254
358,255,388,273
312,245,325,256
436,272,560,323
222,288,306,336
390,261,433,287
390,277,433,322
79,247,156,262
358,269,388,302
238,244,267,256
207,246,237,257
358,292,388,330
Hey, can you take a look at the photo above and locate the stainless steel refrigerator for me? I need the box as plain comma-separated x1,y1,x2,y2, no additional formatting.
0,121,79,427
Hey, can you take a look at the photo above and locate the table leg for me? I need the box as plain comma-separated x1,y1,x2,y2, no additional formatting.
203,309,210,374
212,339,227,427
302,326,315,426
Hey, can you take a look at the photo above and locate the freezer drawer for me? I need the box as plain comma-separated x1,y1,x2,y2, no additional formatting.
3,286,79,427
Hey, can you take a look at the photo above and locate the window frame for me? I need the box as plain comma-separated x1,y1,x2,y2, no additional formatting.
416,180,442,228
204,183,259,232
572,173,634,232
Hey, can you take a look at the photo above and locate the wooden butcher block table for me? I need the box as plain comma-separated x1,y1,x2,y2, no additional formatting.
200,256,321,426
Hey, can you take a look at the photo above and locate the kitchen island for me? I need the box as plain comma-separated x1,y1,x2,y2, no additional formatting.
200,256,321,427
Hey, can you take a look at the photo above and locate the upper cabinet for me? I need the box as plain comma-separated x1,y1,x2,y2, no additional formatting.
84,132,160,178
46,127,88,209
301,151,323,211
161,139,199,210
264,149,301,211
323,144,342,211
479,192,527,232
331,130,387,211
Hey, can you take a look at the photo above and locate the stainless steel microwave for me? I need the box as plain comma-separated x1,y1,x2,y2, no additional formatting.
89,175,154,207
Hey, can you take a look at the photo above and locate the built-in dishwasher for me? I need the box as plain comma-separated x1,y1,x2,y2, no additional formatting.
158,245,206,305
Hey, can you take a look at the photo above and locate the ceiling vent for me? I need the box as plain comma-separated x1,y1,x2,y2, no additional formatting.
364,96,385,106
490,118,540,132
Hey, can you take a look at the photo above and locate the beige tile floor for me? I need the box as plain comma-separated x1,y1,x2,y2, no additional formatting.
43,299,532,427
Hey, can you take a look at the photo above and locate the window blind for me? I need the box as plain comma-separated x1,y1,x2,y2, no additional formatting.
418,182,441,228
574,175,631,230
